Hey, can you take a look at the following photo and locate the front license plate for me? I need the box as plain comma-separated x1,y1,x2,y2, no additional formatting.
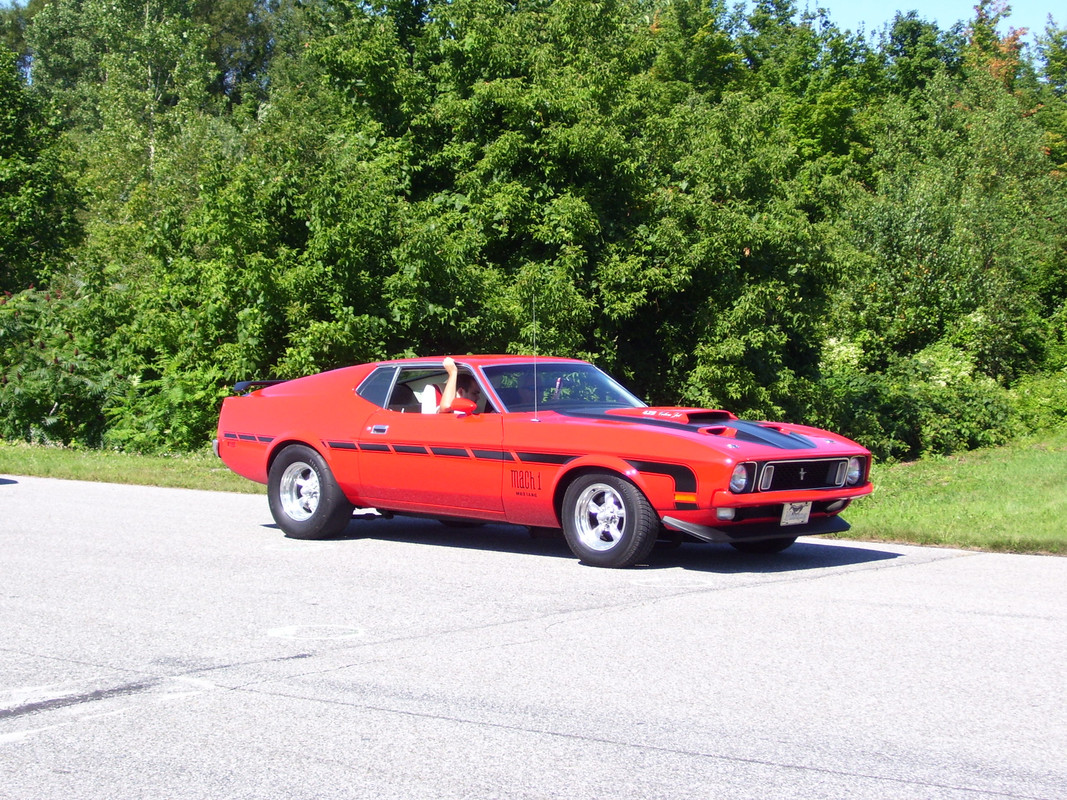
781,502,812,526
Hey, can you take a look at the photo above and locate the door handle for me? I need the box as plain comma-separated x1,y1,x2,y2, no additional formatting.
370,425,389,435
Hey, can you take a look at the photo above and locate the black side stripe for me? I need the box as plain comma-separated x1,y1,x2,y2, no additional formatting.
324,444,588,468
472,450,515,461
430,446,469,457
222,431,274,443
626,460,697,494
516,452,577,465
357,442,389,452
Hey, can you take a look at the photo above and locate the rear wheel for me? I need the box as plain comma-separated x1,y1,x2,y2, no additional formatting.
562,473,659,568
268,445,354,540
729,536,797,554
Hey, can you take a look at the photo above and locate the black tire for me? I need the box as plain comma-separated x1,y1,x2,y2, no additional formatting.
654,526,684,551
561,473,659,568
268,445,354,540
729,536,797,554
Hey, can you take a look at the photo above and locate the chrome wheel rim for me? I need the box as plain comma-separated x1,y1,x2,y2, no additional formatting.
572,483,626,552
279,461,320,521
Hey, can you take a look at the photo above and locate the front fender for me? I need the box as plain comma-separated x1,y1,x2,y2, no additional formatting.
551,455,670,523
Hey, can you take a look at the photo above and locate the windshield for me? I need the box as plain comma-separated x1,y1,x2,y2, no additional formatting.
483,363,645,413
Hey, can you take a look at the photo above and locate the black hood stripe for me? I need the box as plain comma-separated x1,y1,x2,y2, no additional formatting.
556,410,817,450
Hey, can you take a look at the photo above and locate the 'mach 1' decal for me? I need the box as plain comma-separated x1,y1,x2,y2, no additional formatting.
510,468,543,497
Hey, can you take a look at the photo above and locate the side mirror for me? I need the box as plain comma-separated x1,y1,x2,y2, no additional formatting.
451,397,478,416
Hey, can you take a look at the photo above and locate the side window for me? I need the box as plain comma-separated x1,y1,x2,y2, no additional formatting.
394,367,446,413
360,363,498,414
355,367,396,409
486,367,537,411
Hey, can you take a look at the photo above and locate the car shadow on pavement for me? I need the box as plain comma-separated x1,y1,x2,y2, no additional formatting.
647,538,901,573
267,515,902,573
0,477,18,486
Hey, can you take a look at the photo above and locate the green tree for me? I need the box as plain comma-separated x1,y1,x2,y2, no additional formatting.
1040,17,1067,95
191,0,277,104
834,69,1058,384
964,0,1026,88
880,11,965,95
1035,18,1067,173
0,0,48,73
647,0,744,98
6,0,1067,455
0,49,81,290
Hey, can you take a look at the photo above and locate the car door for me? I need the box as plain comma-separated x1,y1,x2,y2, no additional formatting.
356,368,506,515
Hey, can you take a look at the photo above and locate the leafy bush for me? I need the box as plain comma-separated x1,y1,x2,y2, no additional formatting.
811,340,1016,461
0,289,115,447
1042,303,1067,371
101,365,229,453
1009,370,1067,432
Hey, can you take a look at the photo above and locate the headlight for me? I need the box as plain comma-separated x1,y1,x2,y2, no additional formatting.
729,463,751,493
846,457,864,486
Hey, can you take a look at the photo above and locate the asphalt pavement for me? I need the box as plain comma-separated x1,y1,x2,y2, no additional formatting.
1,474,1064,799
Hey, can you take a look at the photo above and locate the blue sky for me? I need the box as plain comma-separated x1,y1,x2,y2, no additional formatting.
799,1,1060,43
0,0,1057,44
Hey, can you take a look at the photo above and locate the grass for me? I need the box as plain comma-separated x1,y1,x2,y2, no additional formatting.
0,441,264,494
2,430,1065,554
840,427,1067,555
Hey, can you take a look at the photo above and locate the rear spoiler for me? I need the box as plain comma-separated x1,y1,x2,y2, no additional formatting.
231,379,288,395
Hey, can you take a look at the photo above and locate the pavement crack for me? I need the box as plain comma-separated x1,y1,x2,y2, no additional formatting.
217,684,1047,800
0,679,161,721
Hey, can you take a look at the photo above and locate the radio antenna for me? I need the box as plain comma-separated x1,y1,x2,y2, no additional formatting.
532,285,540,422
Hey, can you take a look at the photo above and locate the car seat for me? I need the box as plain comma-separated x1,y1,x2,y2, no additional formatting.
419,384,442,414
388,384,421,413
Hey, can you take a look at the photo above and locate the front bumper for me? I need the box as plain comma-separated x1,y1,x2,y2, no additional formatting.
661,514,851,543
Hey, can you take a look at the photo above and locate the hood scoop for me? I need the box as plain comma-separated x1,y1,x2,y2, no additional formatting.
708,420,818,449
603,408,738,424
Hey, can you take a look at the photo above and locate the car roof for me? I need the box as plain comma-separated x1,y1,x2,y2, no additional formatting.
374,355,589,368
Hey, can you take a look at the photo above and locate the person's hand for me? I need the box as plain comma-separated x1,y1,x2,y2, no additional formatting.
443,356,457,376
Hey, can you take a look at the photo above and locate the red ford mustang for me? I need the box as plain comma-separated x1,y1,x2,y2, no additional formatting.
215,355,873,567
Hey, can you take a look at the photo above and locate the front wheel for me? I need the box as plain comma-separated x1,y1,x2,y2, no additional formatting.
268,445,354,540
561,473,659,568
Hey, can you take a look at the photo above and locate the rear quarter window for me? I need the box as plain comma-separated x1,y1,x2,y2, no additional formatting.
355,366,396,408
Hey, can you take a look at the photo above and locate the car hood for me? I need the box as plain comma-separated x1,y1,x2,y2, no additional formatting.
559,407,853,453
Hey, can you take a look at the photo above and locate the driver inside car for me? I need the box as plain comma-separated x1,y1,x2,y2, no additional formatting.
437,356,483,413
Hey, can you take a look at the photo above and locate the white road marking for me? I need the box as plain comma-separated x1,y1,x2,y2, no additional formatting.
266,625,366,641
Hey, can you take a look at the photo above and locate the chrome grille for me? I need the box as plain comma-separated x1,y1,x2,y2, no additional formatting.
758,459,849,491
